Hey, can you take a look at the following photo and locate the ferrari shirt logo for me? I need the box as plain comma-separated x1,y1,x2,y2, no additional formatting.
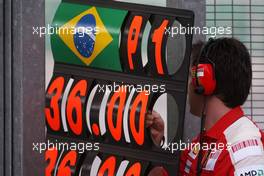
58,7,113,65
188,144,200,159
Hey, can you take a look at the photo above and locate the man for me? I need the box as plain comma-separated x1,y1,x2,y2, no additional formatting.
147,38,264,175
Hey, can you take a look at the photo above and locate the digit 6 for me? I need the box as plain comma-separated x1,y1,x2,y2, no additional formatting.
66,79,88,135
57,151,78,176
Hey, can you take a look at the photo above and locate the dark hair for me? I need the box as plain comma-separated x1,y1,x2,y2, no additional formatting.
191,41,204,66
192,38,252,108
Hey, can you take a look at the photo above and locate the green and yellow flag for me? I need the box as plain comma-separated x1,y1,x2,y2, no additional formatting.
51,2,128,71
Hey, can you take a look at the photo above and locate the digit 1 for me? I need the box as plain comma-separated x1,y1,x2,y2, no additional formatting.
152,20,169,75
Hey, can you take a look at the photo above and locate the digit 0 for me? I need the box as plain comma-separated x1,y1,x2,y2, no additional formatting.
130,91,149,145
107,86,127,141
97,156,116,176
125,162,141,176
93,155,142,176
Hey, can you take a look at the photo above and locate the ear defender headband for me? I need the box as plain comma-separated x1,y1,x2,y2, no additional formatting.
191,39,216,95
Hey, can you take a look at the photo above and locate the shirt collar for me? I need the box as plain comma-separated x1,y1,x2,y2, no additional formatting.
205,106,244,139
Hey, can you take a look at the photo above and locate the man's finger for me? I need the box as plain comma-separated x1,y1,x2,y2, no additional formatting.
150,128,160,138
145,113,154,121
145,119,154,128
153,118,164,130
152,111,162,119
152,110,159,116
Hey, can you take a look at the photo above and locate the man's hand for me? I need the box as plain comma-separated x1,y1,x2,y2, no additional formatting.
146,111,165,146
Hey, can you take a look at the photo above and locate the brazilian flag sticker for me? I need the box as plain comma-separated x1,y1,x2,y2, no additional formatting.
51,2,128,71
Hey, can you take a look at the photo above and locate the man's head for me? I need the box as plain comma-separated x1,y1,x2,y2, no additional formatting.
188,38,252,116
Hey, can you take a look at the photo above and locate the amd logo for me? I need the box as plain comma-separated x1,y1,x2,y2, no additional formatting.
240,169,264,176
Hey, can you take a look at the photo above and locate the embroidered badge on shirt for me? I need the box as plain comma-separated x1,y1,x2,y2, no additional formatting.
204,150,222,171
184,160,192,174
230,139,263,163
188,145,200,159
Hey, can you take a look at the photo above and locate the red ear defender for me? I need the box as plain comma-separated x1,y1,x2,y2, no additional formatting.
191,64,216,95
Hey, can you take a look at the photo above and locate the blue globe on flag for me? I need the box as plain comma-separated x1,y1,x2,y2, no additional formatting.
74,14,96,58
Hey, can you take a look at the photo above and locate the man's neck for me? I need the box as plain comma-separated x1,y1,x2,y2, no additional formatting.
204,96,232,130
